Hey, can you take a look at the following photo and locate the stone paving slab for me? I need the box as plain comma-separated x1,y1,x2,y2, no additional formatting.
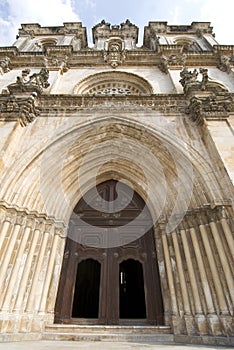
0,341,232,350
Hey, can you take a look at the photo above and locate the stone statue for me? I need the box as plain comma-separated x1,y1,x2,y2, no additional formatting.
7,68,50,94
179,68,199,91
218,55,233,73
0,57,11,74
180,67,211,93
199,68,209,90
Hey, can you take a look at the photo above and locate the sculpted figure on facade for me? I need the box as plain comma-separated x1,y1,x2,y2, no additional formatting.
180,67,211,92
0,57,11,74
218,55,233,73
179,67,199,92
7,68,50,94
199,68,209,90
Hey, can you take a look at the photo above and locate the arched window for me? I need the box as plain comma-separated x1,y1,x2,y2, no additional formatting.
174,38,201,52
74,71,153,95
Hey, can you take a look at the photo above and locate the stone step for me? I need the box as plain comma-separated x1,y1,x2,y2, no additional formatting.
42,332,174,343
43,325,174,343
44,324,171,334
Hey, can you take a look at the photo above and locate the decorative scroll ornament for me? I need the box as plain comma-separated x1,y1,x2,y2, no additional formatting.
186,93,233,125
159,53,187,73
0,57,11,75
0,92,40,127
6,68,50,94
217,55,234,74
103,41,126,68
44,55,69,75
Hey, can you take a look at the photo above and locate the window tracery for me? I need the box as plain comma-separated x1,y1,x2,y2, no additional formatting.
74,72,153,95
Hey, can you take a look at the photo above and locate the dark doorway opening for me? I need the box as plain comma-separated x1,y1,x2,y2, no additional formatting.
72,259,101,318
119,259,146,319
55,180,164,325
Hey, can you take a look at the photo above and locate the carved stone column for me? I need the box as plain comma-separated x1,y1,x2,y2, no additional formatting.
172,230,197,335
218,208,234,261
198,213,230,336
38,226,65,319
0,212,23,307
209,219,234,306
190,223,220,334
180,226,209,335
161,232,178,315
0,210,12,254
1,219,32,311
26,224,52,313
159,222,187,334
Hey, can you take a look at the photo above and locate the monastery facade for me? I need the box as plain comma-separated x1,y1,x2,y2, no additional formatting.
0,20,233,345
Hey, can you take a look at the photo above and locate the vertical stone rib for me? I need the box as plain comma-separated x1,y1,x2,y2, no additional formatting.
172,231,191,315
199,224,228,313
180,229,202,314
189,227,215,314
0,219,11,253
161,232,178,315
13,227,41,311
0,220,21,303
1,225,31,310
26,227,50,312
220,218,234,261
209,221,234,305
47,234,66,312
39,230,59,312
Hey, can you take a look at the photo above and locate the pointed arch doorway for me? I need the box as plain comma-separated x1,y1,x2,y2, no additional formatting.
55,180,164,325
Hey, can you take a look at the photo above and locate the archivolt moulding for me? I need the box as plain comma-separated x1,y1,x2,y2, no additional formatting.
73,71,153,95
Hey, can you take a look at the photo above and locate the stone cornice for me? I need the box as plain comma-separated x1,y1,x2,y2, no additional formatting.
0,46,230,68
0,200,67,231
38,94,187,115
1,93,234,120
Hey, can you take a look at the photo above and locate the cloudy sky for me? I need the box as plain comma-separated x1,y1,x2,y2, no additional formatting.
0,0,232,47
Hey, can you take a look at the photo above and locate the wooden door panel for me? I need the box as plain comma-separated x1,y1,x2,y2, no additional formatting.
55,180,164,325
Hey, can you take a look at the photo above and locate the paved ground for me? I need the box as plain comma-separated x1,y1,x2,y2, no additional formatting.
0,341,232,350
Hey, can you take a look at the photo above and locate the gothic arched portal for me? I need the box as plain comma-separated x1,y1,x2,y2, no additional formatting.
55,180,164,325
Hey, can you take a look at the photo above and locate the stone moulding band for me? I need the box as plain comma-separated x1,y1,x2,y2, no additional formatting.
0,200,66,232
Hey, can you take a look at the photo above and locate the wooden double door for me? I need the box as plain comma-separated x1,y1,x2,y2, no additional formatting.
55,180,164,325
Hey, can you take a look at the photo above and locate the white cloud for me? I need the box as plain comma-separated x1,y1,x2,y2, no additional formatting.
0,0,233,46
169,5,180,24
199,0,233,44
184,0,233,44
0,0,80,45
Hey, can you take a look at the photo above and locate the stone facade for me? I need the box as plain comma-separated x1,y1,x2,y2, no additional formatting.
0,20,233,345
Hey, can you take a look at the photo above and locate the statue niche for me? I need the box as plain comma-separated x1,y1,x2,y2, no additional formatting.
103,39,126,68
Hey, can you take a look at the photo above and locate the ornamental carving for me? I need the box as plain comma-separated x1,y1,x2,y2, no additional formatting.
0,57,11,74
179,67,209,93
44,55,69,74
159,53,186,73
186,93,233,125
0,92,40,127
6,68,50,94
103,41,126,68
217,55,234,73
